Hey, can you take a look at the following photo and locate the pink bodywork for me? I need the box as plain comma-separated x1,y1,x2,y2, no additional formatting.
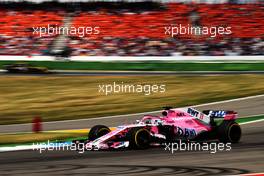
141,108,211,136
85,107,237,150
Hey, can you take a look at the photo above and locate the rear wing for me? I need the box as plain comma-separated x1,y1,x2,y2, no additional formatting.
202,110,238,120
183,108,237,124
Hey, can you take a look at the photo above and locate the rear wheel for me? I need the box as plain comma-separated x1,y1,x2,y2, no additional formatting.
128,128,151,149
88,125,111,140
217,121,241,143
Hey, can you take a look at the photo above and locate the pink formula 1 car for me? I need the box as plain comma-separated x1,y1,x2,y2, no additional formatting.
73,107,242,150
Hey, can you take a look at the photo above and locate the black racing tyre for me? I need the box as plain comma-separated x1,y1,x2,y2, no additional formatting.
128,128,151,149
217,121,241,143
88,125,111,140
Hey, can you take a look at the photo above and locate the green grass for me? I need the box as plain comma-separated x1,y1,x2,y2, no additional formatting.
0,75,264,125
0,132,87,146
0,61,264,71
236,115,264,124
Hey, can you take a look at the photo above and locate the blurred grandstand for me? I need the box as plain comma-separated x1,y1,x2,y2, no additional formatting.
0,0,263,57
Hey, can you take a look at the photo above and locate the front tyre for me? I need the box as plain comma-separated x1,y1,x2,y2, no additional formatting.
217,121,241,143
88,125,111,140
128,128,151,149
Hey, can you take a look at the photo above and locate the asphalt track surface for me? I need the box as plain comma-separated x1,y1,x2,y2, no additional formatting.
0,96,264,175
0,121,263,175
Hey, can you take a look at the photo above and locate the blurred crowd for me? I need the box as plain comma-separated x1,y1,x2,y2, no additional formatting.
0,35,53,55
68,37,264,56
0,2,263,56
1,34,263,56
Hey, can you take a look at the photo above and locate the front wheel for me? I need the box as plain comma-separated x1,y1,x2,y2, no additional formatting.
217,121,241,143
88,125,111,141
128,128,151,149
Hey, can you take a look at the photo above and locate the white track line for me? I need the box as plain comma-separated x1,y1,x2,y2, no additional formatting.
0,145,36,152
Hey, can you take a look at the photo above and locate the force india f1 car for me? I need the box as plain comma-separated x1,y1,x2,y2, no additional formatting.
73,107,242,150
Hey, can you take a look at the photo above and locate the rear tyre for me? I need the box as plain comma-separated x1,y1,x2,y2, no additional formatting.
88,125,111,140
128,128,151,149
217,121,241,143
